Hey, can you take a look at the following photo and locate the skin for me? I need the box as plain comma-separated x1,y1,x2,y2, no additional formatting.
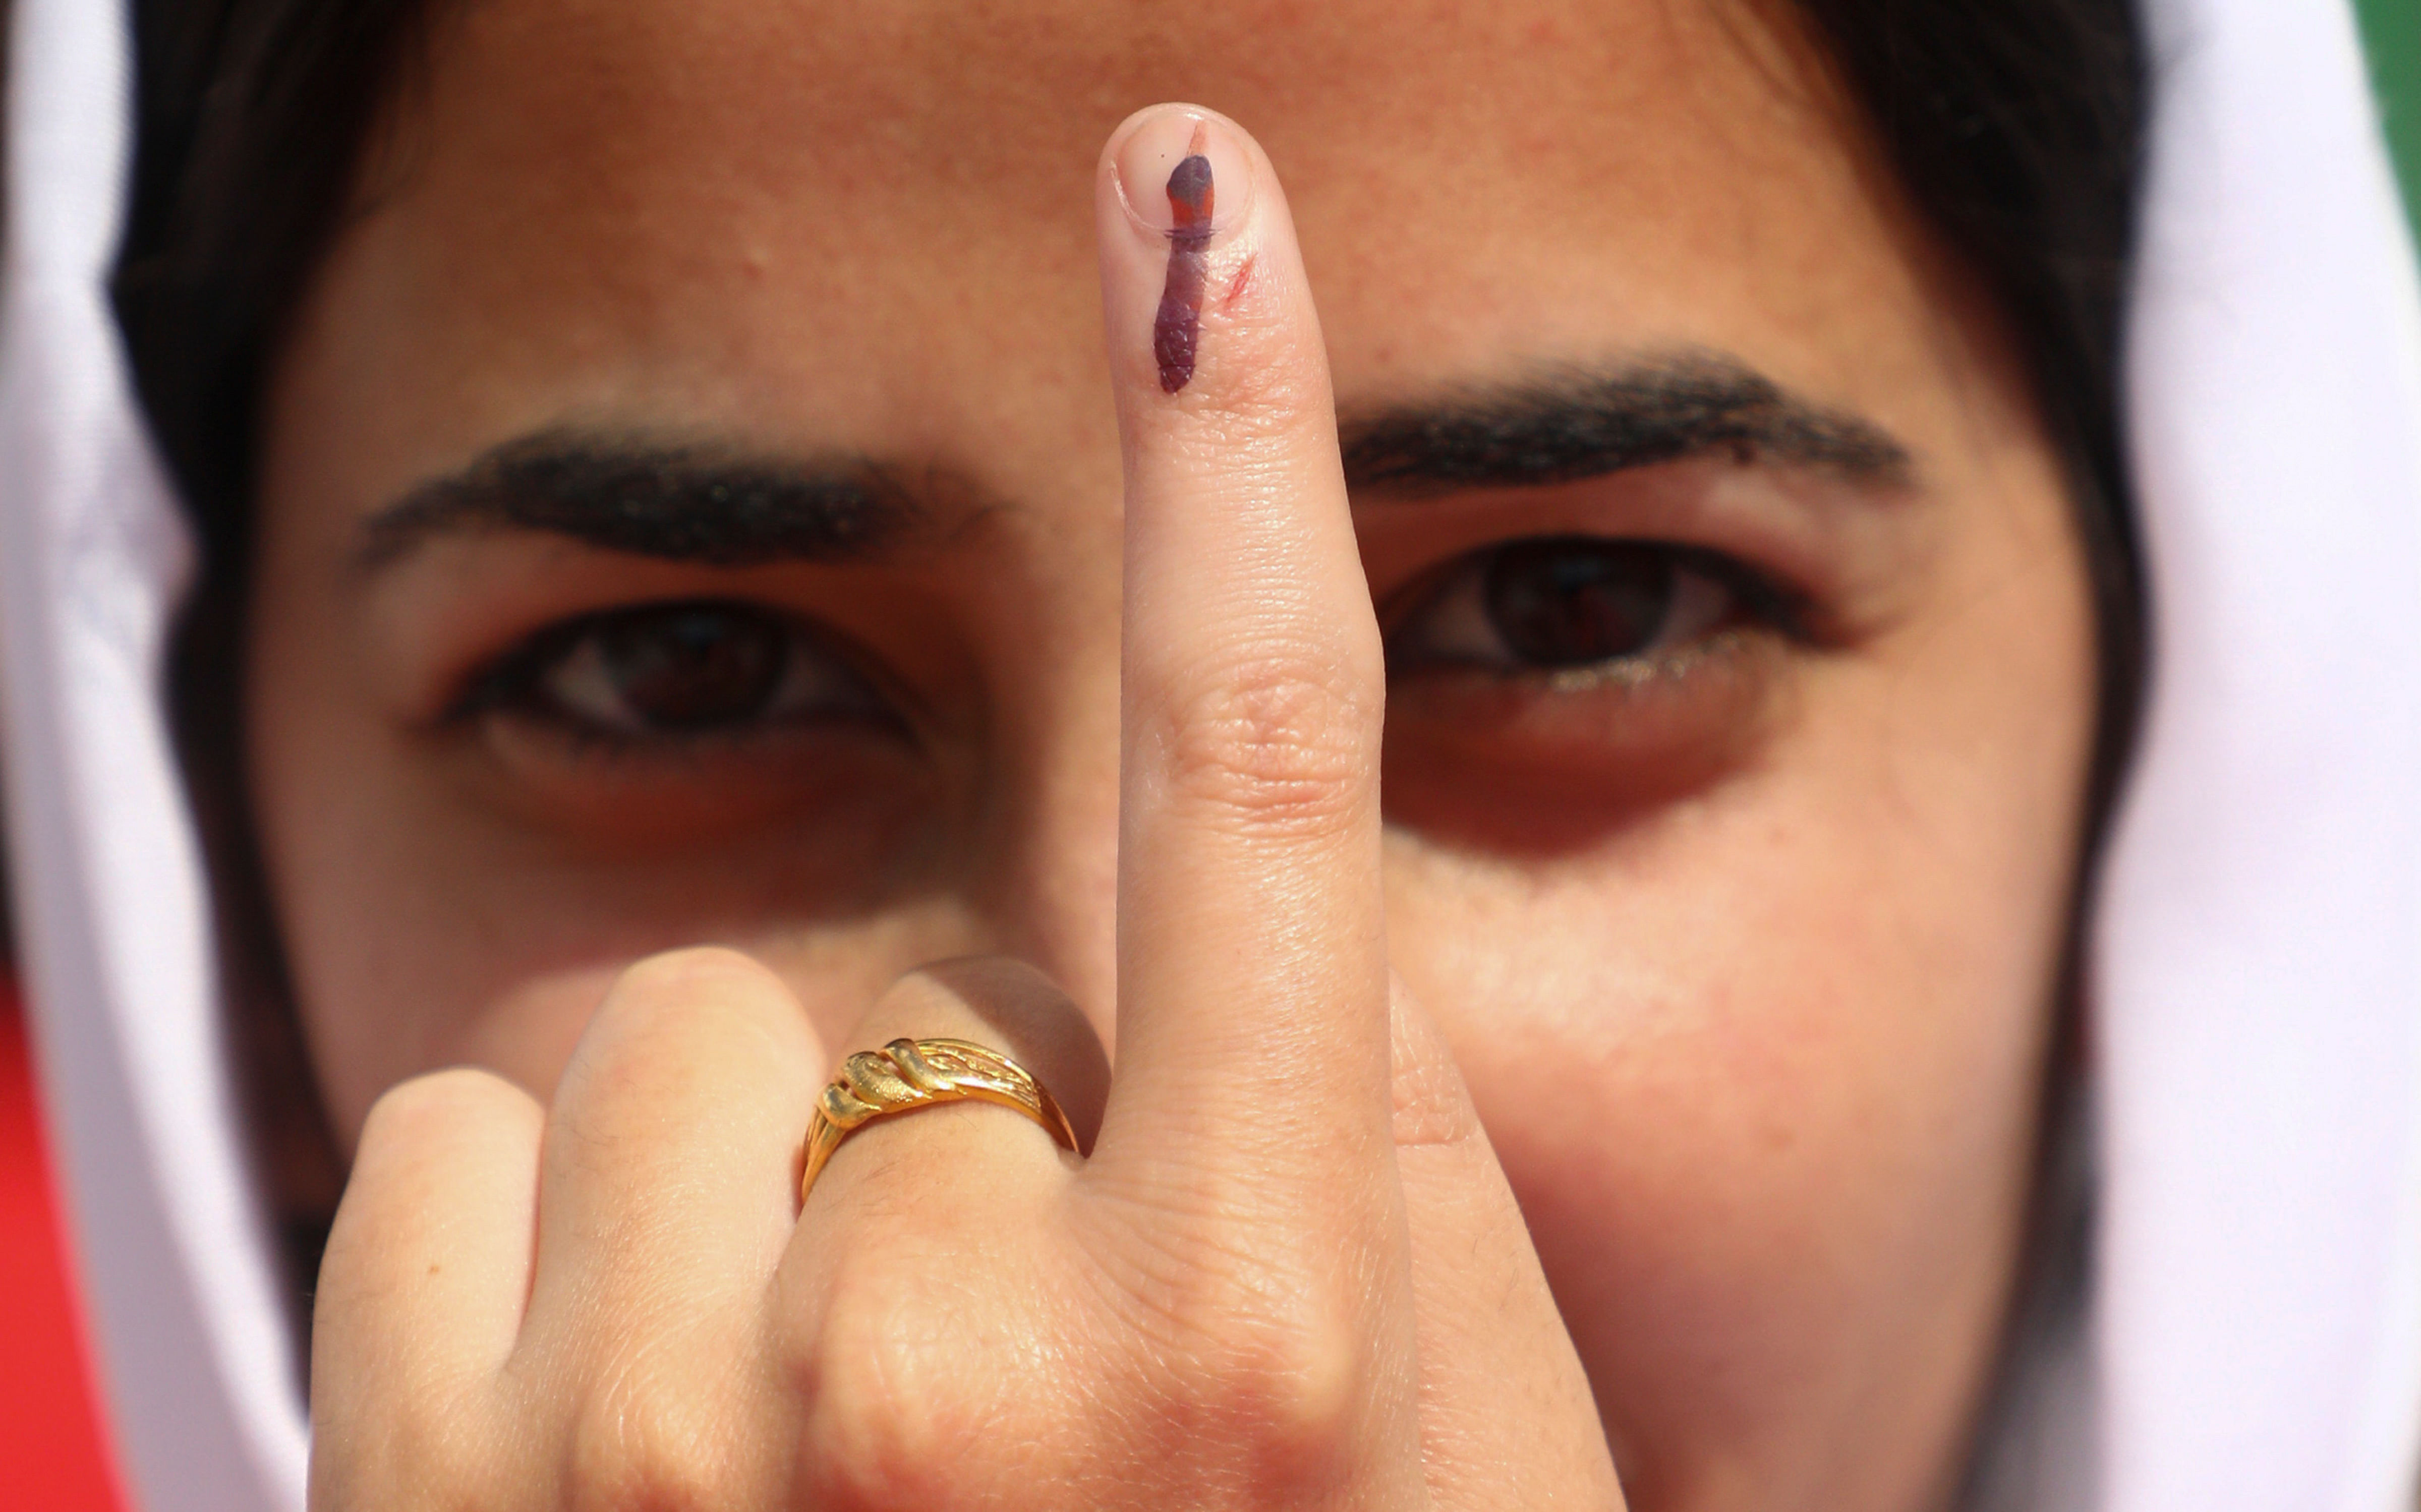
257,1,2097,1507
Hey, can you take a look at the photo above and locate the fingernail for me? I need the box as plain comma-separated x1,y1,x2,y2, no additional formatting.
1111,107,1255,393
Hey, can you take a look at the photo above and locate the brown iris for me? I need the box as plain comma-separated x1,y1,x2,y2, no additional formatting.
1482,538,1686,668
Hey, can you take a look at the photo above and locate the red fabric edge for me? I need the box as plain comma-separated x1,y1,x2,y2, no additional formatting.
0,977,131,1509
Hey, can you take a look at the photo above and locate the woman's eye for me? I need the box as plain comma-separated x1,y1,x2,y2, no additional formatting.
467,601,887,738
1389,537,1760,675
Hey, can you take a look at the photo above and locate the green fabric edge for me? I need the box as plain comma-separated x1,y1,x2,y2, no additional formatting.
2358,0,2421,240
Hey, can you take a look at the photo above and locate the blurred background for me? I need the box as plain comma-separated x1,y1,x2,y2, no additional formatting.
0,3,2417,1504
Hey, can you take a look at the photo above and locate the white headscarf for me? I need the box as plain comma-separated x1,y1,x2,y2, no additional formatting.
4,0,2418,1508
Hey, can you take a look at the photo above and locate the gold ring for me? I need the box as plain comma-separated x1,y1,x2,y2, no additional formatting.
801,1036,1079,1201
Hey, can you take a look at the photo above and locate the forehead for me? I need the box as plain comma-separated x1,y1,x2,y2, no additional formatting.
298,0,1934,488
415,0,1820,182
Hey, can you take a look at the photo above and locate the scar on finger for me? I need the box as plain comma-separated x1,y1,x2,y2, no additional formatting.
1218,251,1257,312
1152,122,1214,393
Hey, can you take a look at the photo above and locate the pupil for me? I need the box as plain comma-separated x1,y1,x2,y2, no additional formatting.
595,604,783,729
1482,539,1674,667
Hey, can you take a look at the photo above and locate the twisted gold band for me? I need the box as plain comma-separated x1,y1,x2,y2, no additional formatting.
801,1036,1078,1202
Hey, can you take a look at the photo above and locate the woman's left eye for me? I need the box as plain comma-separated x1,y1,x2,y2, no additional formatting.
460,600,889,739
1387,536,1772,676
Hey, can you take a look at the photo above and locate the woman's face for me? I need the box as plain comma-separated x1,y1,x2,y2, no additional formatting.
248,0,2095,1505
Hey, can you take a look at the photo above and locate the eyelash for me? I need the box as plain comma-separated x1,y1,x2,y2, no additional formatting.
447,599,894,751
445,536,1798,757
1383,536,1804,680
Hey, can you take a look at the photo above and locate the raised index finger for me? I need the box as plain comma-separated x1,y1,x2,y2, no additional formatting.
1092,106,1391,1185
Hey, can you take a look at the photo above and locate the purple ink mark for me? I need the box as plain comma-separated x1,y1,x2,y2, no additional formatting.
1153,125,1216,393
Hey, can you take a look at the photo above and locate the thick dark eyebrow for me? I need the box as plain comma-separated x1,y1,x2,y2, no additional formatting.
1338,352,1913,496
354,430,930,572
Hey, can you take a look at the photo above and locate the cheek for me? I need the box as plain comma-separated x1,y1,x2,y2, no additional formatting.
245,566,419,1136
1381,639,2089,1496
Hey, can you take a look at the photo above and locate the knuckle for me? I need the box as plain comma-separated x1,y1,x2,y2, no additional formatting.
1148,648,1376,838
311,1380,520,1512
564,1366,746,1512
1225,1320,1364,1471
1180,1279,1368,1491
1090,1225,1370,1485
606,945,785,1016
358,1066,533,1154
794,1262,1014,1510
559,947,798,1125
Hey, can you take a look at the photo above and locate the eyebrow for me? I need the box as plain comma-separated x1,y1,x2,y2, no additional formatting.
354,431,929,572
356,354,1904,570
1338,351,1913,496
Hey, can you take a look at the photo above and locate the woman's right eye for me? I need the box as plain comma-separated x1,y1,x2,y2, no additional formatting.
460,600,891,741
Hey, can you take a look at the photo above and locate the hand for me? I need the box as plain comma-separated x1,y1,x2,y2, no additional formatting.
308,103,1623,1510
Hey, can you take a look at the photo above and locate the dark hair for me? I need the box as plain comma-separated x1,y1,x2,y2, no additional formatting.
110,0,2148,1443
1794,0,2147,851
